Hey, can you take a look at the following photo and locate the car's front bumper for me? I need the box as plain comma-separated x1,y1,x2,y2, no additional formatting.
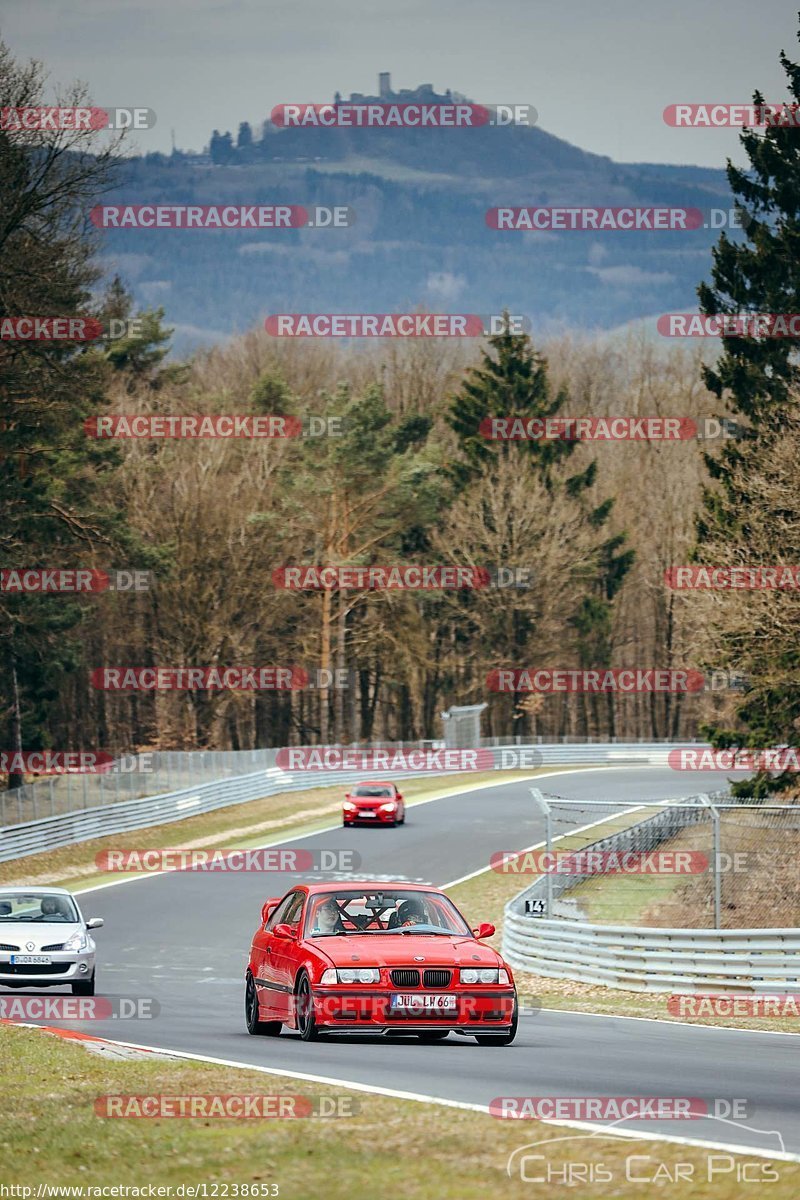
310,987,516,1029
0,950,95,988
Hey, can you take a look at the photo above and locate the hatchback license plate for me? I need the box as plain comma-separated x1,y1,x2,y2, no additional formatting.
390,993,456,1011
10,955,52,965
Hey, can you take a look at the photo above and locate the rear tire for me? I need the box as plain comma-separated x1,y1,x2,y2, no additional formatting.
72,973,95,996
245,971,281,1036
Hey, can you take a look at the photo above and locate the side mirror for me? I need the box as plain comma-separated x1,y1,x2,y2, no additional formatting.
473,922,496,939
272,923,295,941
86,917,104,930
395,793,403,801
261,899,280,925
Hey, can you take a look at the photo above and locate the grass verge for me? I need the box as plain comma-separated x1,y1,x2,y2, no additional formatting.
2,1023,796,1197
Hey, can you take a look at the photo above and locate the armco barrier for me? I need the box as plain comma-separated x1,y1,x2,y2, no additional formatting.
0,741,703,863
502,913,800,993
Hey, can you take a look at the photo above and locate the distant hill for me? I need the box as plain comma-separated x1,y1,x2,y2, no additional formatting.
99,78,736,355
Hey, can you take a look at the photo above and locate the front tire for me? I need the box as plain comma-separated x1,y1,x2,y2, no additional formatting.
474,999,518,1046
295,972,321,1041
72,973,95,996
245,971,281,1036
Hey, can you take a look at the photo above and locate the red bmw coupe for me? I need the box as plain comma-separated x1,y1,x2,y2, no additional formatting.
245,881,517,1044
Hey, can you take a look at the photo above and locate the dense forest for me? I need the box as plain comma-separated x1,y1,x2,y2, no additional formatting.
3,33,800,799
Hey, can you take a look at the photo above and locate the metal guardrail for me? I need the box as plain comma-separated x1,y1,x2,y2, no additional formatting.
503,913,800,993
0,741,704,862
502,788,800,992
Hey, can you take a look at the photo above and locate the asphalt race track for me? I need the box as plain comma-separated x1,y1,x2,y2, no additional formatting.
12,767,800,1158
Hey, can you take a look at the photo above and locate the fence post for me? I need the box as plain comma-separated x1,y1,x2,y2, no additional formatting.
698,793,721,929
529,787,553,917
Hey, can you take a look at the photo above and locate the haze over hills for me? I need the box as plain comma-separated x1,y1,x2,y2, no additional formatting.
101,76,736,354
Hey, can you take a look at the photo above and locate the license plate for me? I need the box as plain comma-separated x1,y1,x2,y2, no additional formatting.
10,955,52,965
359,812,376,818
390,993,456,1011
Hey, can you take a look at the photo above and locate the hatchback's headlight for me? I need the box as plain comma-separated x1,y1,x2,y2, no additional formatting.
337,968,380,984
460,968,499,984
64,931,88,953
343,802,357,810
379,802,397,812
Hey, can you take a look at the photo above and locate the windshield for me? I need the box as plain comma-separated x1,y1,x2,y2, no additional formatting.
352,786,394,798
0,893,79,923
305,890,471,937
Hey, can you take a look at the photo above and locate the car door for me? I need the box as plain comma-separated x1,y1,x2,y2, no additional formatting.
254,892,298,1019
267,891,307,1021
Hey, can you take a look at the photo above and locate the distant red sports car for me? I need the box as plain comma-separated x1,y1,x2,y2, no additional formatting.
245,882,517,1044
342,781,405,827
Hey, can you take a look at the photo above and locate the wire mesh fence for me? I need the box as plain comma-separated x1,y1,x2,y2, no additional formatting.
522,791,800,929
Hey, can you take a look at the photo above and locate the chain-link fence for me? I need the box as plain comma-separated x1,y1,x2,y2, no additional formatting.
522,791,800,929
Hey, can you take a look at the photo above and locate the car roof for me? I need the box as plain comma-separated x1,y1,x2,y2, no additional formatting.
351,780,397,787
301,881,442,896
0,885,71,895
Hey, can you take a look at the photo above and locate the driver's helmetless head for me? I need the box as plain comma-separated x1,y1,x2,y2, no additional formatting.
315,899,340,930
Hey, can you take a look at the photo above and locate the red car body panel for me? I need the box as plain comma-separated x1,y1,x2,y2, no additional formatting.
247,882,516,1034
342,780,405,826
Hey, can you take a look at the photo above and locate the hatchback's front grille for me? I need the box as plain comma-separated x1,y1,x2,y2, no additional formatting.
0,943,20,952
423,969,452,989
2,963,70,975
390,968,420,987
41,943,65,952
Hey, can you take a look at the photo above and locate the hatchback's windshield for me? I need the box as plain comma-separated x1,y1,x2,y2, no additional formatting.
306,890,471,937
0,893,79,923
352,786,393,798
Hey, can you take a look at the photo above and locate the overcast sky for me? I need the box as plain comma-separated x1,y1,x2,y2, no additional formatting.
1,0,796,166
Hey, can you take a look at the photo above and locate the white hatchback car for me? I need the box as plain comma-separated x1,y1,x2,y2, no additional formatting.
0,887,103,995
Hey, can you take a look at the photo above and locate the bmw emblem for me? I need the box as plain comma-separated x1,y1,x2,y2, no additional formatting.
413,955,425,962
26,942,35,951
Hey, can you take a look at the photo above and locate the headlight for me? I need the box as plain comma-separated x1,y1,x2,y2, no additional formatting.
498,968,510,985
336,968,380,984
320,968,337,985
460,968,500,984
379,802,396,811
64,931,88,953
343,802,357,810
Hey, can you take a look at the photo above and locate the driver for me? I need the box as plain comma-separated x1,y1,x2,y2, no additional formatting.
396,898,427,927
311,897,345,935
40,896,65,920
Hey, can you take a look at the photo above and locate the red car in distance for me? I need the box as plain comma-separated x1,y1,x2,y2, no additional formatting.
342,781,405,826
245,882,517,1045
